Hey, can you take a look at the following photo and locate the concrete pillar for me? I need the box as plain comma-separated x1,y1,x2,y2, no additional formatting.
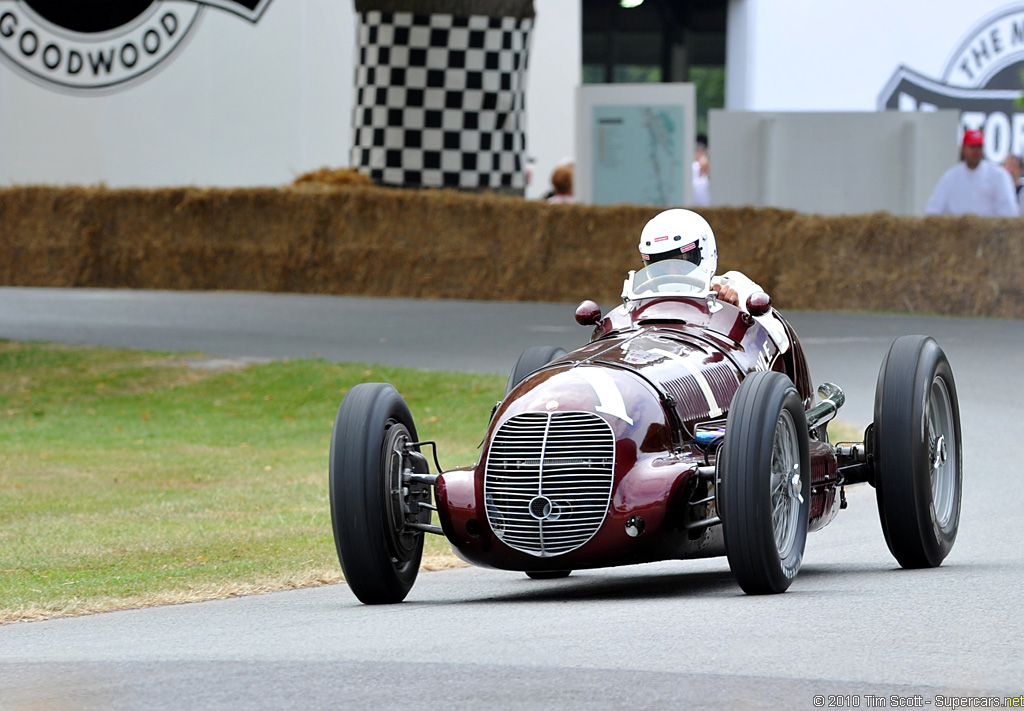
351,0,535,195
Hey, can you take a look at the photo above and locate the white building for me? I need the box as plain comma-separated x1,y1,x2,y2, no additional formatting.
1,0,1021,210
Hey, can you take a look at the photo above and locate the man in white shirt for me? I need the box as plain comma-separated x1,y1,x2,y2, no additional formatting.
925,129,1018,217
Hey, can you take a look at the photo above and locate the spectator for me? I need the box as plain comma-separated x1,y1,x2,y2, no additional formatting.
1002,153,1024,215
925,129,1018,217
691,134,710,207
1002,154,1022,196
525,155,536,192
547,162,574,204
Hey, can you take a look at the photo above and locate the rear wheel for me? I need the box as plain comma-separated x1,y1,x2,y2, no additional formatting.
504,346,567,397
720,371,811,594
329,383,429,604
873,336,962,568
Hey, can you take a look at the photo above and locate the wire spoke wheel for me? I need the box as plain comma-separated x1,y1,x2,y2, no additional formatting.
874,336,962,569
381,422,420,566
329,383,426,604
927,376,957,532
770,409,802,560
720,371,810,595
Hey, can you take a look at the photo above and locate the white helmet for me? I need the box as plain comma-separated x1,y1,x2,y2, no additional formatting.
638,208,717,276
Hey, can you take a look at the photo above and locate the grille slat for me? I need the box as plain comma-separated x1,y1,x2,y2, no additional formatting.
484,411,615,557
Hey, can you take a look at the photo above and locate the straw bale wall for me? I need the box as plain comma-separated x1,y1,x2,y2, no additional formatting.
1,181,1020,318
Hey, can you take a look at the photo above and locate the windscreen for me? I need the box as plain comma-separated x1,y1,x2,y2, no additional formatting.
626,259,714,298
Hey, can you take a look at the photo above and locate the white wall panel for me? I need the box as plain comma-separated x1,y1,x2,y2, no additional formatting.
0,1,580,191
709,110,961,216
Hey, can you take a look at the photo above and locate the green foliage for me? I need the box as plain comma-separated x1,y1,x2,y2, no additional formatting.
690,65,725,138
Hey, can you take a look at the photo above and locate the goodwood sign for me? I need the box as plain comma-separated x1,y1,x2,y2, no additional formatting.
0,0,272,92
878,5,1024,158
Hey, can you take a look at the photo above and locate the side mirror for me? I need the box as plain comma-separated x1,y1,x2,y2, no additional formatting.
746,291,772,316
575,300,602,326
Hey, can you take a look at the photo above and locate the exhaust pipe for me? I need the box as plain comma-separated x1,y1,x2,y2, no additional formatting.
805,382,845,429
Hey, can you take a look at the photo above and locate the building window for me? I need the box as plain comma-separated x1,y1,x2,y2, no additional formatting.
582,0,726,135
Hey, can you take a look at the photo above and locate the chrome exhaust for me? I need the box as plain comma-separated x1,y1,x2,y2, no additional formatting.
805,382,845,429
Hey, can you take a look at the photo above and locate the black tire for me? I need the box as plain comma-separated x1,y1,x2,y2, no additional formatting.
504,346,567,398
720,371,811,594
525,570,571,579
329,383,426,604
873,336,962,569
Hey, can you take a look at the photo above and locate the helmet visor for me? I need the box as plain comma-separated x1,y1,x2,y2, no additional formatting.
641,240,702,266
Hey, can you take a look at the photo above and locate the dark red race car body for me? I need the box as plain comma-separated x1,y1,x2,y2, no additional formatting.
330,267,961,603
435,294,842,573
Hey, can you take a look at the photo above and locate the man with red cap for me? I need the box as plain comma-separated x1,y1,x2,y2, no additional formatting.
925,128,1018,216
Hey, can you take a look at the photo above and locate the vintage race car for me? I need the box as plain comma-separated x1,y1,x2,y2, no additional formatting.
328,259,963,603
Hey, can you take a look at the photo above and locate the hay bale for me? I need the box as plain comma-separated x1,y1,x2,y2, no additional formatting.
0,185,1019,318
292,168,374,187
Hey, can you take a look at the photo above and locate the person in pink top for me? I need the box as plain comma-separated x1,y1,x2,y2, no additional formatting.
925,129,1018,217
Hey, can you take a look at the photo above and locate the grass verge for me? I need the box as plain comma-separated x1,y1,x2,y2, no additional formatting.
0,341,499,624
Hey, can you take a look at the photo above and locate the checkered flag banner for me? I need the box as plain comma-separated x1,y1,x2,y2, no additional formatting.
351,0,534,193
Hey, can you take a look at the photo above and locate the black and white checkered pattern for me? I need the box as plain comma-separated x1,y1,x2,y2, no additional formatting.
351,10,532,192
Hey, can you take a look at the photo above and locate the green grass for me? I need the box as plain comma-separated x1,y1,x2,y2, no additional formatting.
0,341,502,622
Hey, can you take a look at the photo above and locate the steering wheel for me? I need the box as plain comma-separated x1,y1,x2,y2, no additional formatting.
634,273,709,294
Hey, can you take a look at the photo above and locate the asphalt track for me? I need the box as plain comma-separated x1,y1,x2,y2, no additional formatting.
1,288,1022,710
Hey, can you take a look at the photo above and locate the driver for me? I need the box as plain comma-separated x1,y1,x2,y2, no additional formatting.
637,208,790,351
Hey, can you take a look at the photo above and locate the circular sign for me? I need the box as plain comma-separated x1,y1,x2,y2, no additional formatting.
0,1,202,91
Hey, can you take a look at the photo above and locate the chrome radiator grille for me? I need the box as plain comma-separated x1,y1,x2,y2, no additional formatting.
484,411,615,557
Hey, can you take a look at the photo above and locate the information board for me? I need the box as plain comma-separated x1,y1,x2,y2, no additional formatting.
576,83,695,206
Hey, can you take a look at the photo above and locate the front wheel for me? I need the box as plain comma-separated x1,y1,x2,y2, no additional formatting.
329,383,430,604
873,336,962,569
720,371,811,594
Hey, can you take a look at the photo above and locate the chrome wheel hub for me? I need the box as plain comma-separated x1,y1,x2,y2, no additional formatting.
931,435,947,470
788,467,804,505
